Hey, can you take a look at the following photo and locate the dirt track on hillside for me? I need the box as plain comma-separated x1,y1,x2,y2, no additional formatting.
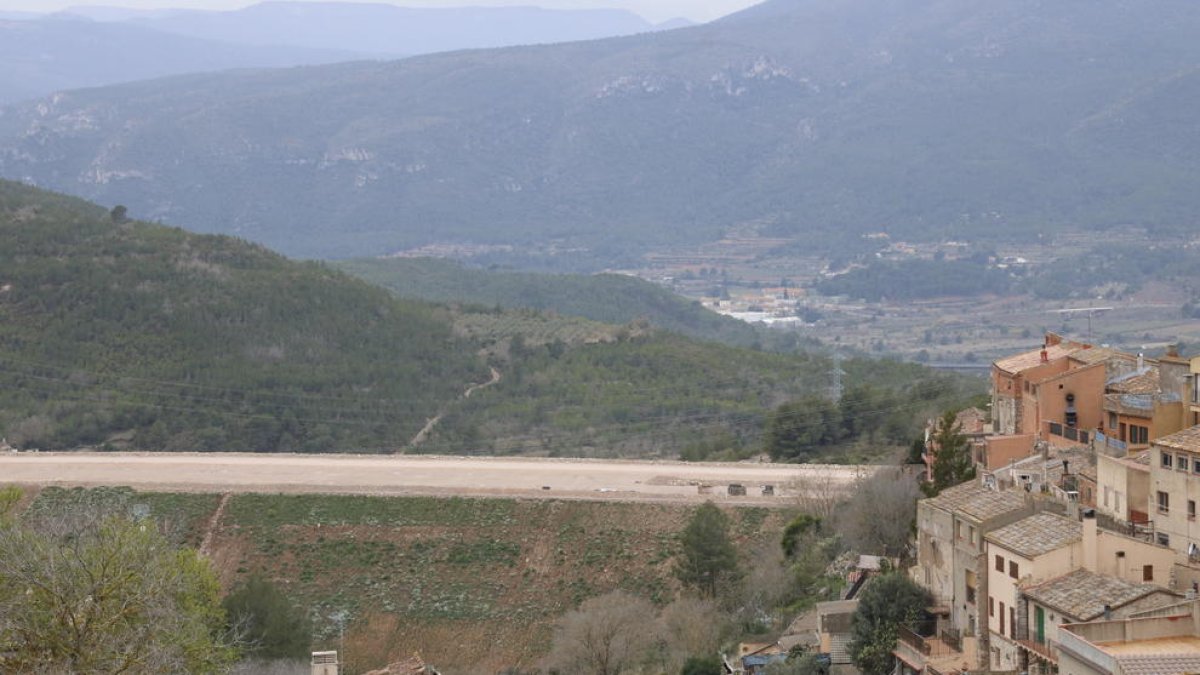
0,452,874,505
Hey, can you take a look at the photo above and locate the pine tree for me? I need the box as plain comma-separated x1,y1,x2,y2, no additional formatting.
675,502,741,598
927,409,976,495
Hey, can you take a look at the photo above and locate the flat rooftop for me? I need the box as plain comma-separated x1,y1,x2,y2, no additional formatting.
1099,636,1200,655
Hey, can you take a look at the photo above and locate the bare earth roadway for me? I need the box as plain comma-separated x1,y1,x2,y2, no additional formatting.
0,452,875,506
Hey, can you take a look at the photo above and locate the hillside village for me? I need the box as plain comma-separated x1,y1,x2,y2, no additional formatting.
715,333,1200,675
832,334,1200,675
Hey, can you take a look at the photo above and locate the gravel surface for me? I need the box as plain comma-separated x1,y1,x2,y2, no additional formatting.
0,452,875,505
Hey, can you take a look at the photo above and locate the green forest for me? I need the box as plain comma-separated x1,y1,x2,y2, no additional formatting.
0,181,484,452
337,257,762,347
0,181,982,458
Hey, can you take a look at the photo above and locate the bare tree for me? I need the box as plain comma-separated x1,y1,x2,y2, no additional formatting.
834,467,920,557
659,596,727,671
542,591,660,675
787,472,846,521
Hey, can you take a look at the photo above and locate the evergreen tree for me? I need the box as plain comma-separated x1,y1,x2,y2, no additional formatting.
223,574,312,659
848,573,931,675
675,502,741,598
927,409,975,495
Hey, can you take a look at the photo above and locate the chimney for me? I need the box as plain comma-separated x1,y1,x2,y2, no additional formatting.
1168,344,1181,359
1116,550,1128,580
1138,353,1145,371
1083,508,1098,573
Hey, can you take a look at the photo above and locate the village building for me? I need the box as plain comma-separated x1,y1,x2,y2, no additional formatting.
1057,600,1200,675
1017,569,1180,675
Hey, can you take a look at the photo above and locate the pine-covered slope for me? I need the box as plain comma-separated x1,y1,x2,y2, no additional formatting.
0,180,485,452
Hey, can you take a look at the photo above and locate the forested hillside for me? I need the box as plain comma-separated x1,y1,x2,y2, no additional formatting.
337,257,761,346
0,182,981,458
3,0,1200,262
0,181,484,452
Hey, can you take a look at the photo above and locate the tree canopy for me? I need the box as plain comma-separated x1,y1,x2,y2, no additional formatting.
0,501,236,673
675,502,741,598
927,409,976,495
848,573,931,675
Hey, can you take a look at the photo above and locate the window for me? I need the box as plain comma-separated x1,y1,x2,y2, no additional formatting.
1176,452,1187,470
1104,486,1111,507
970,526,977,545
989,596,995,617
1000,601,1006,635
1145,565,1155,581
1010,607,1017,639
995,555,1004,572
1163,452,1174,469
1159,491,1171,514
1190,500,1196,521
1109,412,1118,429
966,584,976,605
1157,533,1170,548
1009,560,1020,579
956,521,963,540
1193,458,1200,474
1128,425,1148,444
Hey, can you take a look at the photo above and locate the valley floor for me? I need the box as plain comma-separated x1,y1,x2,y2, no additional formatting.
0,452,871,505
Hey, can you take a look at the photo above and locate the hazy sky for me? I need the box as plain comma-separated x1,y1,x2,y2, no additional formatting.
0,0,762,23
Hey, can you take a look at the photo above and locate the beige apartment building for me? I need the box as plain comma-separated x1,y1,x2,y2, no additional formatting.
1149,427,1200,556
1019,568,1180,675
982,509,1177,672
1057,600,1200,675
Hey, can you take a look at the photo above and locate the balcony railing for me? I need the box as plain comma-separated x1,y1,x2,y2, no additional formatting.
1017,638,1058,663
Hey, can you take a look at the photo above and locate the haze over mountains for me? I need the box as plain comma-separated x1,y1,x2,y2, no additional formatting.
0,17,358,105
65,2,680,56
0,2,684,105
2,0,1199,264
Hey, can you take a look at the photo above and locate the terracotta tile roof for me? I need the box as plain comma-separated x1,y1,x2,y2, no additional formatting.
994,344,1082,374
1070,347,1122,365
1108,367,1161,395
986,512,1080,558
1155,426,1200,453
1023,569,1172,621
1114,654,1200,675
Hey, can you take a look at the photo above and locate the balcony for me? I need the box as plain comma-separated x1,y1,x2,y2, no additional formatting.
1046,421,1089,446
895,626,973,674
1016,638,1058,664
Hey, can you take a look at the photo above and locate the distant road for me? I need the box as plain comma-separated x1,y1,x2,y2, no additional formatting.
0,452,876,505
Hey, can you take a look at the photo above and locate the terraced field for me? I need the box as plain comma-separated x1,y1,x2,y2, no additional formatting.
16,486,787,674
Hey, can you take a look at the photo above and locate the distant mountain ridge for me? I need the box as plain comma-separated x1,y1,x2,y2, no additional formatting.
0,18,361,105
3,0,1200,261
61,2,669,56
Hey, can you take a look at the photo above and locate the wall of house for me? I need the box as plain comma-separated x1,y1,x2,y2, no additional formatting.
1037,365,1107,438
915,503,956,608
988,542,1085,670
1150,444,1200,556
984,434,1036,471
1152,401,1186,441
1098,455,1150,524
952,517,985,635
1113,410,1154,450
1094,529,1177,586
